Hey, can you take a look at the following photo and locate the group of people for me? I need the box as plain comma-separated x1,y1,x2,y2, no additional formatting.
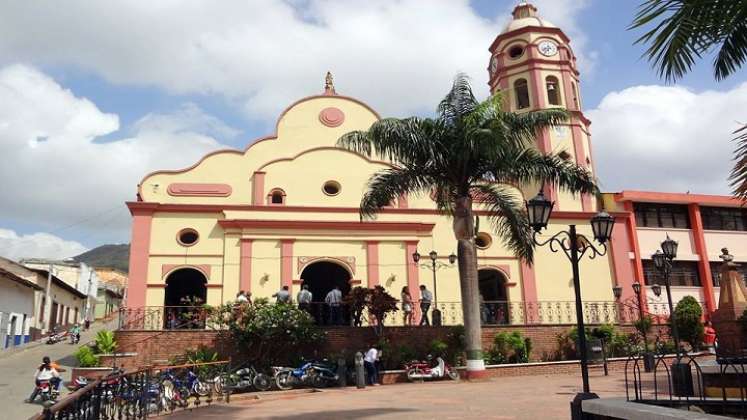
399,285,434,326
26,356,62,403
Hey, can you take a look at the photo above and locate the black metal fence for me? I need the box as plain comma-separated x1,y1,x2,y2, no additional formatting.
625,353,747,418
29,361,230,420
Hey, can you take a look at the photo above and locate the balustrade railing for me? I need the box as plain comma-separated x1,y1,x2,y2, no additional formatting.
118,299,704,331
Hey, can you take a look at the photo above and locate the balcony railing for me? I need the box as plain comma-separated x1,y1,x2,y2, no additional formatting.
118,299,702,331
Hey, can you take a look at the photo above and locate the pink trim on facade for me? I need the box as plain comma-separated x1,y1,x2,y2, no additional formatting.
405,241,421,318
257,146,393,172
489,26,571,53
127,209,153,307
622,202,648,311
616,190,745,207
297,256,356,276
162,264,211,281
478,264,511,279
519,262,539,323
318,107,345,127
252,172,265,205
366,241,380,288
688,204,716,314
397,194,409,209
266,188,287,206
570,124,592,211
609,219,637,305
167,183,232,197
239,239,253,294
219,219,436,233
281,240,294,291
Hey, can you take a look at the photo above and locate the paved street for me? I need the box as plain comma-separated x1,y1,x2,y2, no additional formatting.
0,321,114,420
170,370,629,420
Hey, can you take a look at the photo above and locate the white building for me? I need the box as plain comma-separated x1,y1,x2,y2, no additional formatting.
22,259,100,323
0,267,42,349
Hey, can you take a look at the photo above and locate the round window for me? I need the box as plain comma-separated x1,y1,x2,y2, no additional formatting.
508,45,525,59
323,181,341,196
475,232,492,249
177,229,199,246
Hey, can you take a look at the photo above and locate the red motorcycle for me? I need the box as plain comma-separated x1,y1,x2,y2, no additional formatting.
404,356,460,382
35,380,60,402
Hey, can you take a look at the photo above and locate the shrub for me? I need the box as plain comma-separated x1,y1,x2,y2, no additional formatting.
429,339,449,359
94,330,117,354
368,286,399,334
488,332,530,364
633,316,654,349
75,346,99,367
343,286,370,327
738,309,747,335
673,296,704,350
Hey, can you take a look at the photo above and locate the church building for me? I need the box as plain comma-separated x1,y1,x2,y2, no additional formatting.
126,3,746,324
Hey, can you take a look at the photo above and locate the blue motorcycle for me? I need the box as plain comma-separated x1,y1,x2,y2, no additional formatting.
274,360,338,390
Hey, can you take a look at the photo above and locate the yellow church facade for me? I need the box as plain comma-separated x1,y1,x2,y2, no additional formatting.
125,4,650,325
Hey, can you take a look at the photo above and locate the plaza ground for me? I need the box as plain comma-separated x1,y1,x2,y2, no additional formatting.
171,370,629,420
0,320,114,420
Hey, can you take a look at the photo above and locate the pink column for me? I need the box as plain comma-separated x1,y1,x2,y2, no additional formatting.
366,241,380,288
127,209,153,308
688,204,716,314
623,203,649,313
570,124,592,211
405,241,420,322
239,239,253,294
280,239,294,290
519,262,539,323
252,171,266,205
609,217,638,321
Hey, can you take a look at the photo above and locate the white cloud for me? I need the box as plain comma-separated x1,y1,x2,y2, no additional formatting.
0,229,88,261
588,82,747,194
0,64,229,243
0,1,591,119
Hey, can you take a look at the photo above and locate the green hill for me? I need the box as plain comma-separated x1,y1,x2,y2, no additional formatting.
74,244,130,273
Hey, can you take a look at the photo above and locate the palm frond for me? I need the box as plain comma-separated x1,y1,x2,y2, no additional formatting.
499,109,569,147
438,73,478,126
471,184,535,263
729,124,747,201
358,167,439,219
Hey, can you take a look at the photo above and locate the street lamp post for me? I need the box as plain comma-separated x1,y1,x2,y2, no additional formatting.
613,281,654,371
411,250,456,326
652,235,681,357
525,190,615,417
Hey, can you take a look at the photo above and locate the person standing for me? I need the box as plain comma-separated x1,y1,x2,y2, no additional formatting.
419,285,433,326
273,285,291,304
401,286,413,326
236,290,249,304
363,344,380,386
297,284,313,315
325,286,343,325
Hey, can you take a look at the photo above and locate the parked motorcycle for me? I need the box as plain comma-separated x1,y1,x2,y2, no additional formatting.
46,328,68,345
404,356,460,382
68,376,88,391
274,360,339,390
215,365,272,394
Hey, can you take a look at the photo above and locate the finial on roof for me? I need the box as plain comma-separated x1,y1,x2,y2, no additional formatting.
512,1,538,19
324,71,336,95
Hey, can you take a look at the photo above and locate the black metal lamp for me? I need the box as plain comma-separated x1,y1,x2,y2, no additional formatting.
526,190,554,232
612,285,622,300
412,250,421,263
661,235,678,260
590,211,615,244
632,282,641,295
429,250,438,262
651,283,662,297
448,253,457,264
652,250,666,271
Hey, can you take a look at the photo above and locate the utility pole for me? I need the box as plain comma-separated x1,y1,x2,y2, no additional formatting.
86,269,93,326
44,263,53,333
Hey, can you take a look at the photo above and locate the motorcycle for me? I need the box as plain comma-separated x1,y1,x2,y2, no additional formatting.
69,331,80,344
68,376,88,391
46,328,68,345
404,356,460,382
274,360,339,390
215,365,272,394
36,380,60,402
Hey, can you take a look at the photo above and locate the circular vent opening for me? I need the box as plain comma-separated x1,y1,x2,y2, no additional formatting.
508,45,525,59
323,181,341,196
475,232,493,249
177,229,199,246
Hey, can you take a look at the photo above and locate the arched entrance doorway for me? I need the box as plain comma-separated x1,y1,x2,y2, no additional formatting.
478,268,509,325
164,268,207,328
300,261,351,325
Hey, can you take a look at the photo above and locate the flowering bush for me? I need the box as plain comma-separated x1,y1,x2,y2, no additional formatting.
208,300,323,367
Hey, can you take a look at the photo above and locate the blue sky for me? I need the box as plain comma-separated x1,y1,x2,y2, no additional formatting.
0,0,745,258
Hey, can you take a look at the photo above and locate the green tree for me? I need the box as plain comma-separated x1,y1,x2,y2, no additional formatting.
337,75,597,374
630,1,747,200
367,285,399,335
673,295,705,350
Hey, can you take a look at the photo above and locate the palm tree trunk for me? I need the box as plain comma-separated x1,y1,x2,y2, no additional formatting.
453,197,485,377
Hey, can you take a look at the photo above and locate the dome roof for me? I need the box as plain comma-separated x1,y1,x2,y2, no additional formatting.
502,2,557,34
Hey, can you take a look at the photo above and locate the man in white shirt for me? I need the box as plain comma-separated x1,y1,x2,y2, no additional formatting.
297,284,313,315
419,285,433,326
273,285,291,304
236,290,249,303
325,286,343,325
363,345,380,386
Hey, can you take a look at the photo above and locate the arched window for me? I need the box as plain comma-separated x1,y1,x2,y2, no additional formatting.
514,79,530,109
571,82,579,109
268,188,286,205
546,76,561,106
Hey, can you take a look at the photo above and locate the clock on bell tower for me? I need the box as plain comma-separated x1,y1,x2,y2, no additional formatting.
487,2,595,213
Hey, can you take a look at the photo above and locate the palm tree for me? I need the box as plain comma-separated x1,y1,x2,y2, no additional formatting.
630,0,747,200
337,75,598,376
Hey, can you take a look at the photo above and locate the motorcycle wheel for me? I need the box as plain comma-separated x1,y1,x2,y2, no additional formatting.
275,371,294,391
177,387,190,407
406,368,424,383
252,373,272,392
214,374,231,394
310,373,327,389
193,380,210,397
447,367,460,381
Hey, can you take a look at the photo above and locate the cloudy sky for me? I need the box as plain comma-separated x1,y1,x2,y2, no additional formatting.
0,0,745,260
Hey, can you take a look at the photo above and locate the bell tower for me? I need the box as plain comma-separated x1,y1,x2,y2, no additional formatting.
488,2,595,212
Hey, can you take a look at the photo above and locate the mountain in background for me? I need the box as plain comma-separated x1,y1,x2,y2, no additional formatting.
74,244,130,273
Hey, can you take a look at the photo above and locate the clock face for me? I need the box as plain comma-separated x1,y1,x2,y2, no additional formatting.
538,40,558,57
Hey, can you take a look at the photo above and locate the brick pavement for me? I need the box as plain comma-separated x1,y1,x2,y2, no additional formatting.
169,370,630,419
